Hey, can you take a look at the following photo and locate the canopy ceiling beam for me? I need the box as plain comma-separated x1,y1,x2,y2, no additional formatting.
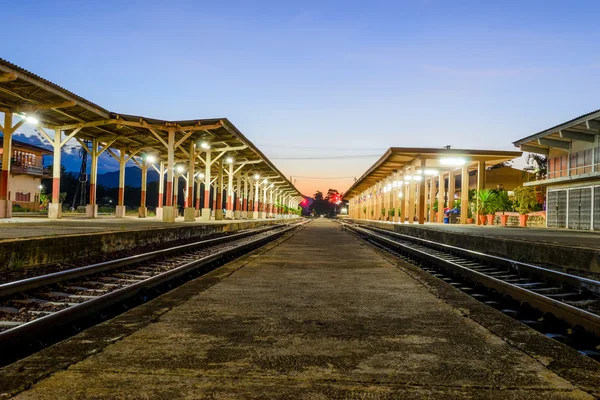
50,118,222,132
586,120,600,130
559,130,597,143
9,100,76,114
537,138,570,150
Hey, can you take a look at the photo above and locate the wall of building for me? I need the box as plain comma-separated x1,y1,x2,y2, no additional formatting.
468,167,532,190
6,174,41,210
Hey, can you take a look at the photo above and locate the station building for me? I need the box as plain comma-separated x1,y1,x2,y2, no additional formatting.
0,136,50,211
343,147,523,224
0,58,303,221
514,110,600,230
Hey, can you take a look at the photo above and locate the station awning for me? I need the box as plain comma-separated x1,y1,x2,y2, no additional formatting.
0,58,301,196
343,147,522,200
513,109,600,154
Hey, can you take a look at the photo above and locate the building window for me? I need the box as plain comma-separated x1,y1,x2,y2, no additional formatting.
15,192,31,202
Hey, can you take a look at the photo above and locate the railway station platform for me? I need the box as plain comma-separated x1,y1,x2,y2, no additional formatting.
4,219,598,399
0,217,298,279
350,219,600,280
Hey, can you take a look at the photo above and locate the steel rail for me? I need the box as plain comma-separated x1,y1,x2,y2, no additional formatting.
0,224,282,298
0,222,301,348
344,223,600,337
356,224,600,295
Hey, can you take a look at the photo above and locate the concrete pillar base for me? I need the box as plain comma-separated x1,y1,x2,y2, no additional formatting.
194,209,200,217
234,210,241,219
268,213,273,219
48,202,61,219
86,204,98,218
162,206,176,222
138,206,148,218
261,212,267,219
155,207,163,219
252,211,259,219
215,209,224,220
184,207,196,222
0,199,12,218
225,210,234,219
200,208,212,221
241,211,248,219
115,205,126,218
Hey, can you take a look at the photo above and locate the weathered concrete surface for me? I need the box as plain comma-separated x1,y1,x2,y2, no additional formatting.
8,220,598,399
0,217,297,270
351,219,600,280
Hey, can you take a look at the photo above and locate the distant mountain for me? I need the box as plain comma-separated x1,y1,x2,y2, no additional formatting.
97,166,159,188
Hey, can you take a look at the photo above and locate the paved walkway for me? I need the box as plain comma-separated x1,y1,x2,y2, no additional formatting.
11,220,595,399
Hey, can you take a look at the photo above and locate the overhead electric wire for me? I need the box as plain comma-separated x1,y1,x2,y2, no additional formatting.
291,176,356,180
270,154,381,160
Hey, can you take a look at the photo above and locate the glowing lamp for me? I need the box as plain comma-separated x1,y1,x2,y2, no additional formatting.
146,155,156,164
440,157,466,166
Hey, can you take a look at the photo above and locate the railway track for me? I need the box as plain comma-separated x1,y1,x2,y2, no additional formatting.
343,222,600,360
0,221,303,362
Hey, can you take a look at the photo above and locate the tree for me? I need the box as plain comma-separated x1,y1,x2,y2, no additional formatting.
524,154,547,179
325,189,341,204
310,189,342,217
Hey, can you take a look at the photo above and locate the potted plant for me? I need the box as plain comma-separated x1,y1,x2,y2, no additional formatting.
476,189,496,225
466,200,475,224
389,208,395,221
494,191,513,226
486,194,499,226
513,186,537,227
381,207,386,221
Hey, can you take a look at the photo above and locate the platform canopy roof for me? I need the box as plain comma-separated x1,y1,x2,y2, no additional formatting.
513,109,600,155
0,58,301,196
343,147,522,200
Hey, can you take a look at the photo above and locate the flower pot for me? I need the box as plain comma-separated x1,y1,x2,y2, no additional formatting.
519,214,529,227
500,214,509,226
486,214,495,226
478,215,486,225
467,218,474,224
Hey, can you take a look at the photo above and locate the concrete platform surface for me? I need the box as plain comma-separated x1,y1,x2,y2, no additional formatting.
0,216,281,240
367,221,600,250
8,220,598,399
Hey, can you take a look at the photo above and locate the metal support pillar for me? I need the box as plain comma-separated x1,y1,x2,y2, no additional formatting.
163,130,176,222
437,172,444,223
139,157,149,218
448,170,455,210
0,113,15,218
184,141,196,222
253,177,260,219
261,181,268,219
460,165,469,224
476,160,485,225
195,175,202,217
201,149,212,220
234,173,242,219
215,158,224,220
115,148,127,218
418,175,426,224
428,177,435,222
156,161,165,219
226,161,234,219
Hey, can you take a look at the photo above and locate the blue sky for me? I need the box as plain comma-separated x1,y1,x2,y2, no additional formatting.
5,0,600,195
